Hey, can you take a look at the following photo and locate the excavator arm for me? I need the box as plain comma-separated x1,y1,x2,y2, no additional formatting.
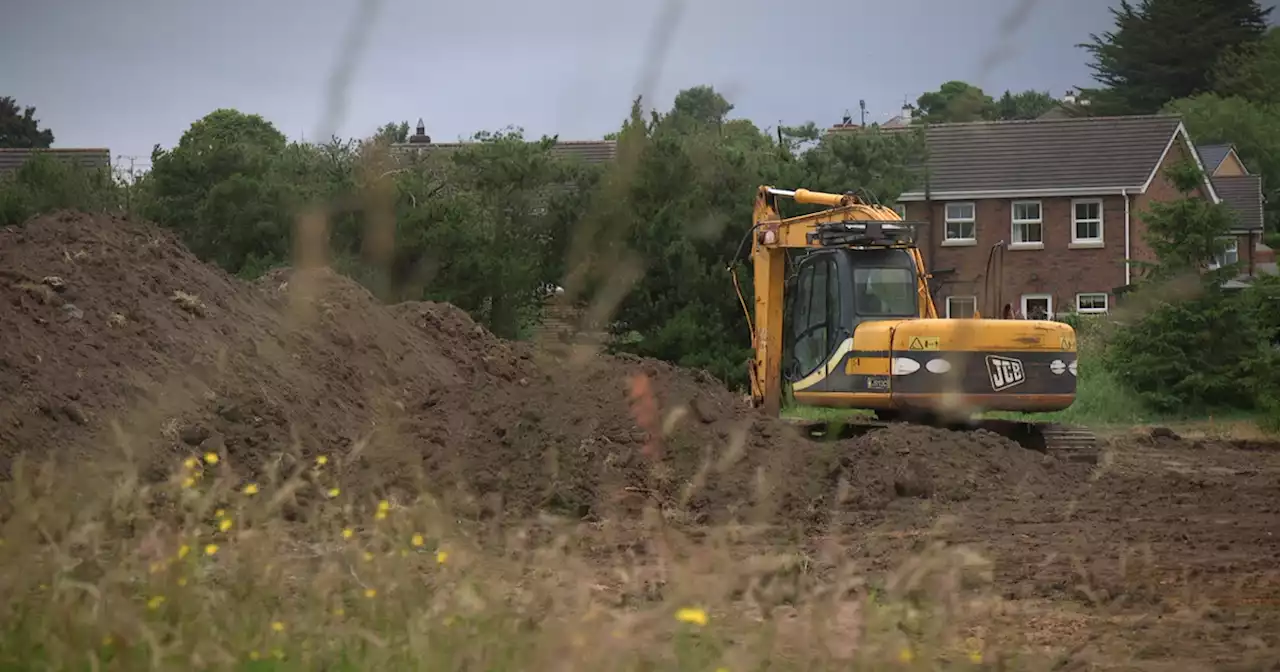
741,185,936,415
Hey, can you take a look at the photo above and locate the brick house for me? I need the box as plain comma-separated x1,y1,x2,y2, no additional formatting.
829,114,1269,320
1193,143,1275,283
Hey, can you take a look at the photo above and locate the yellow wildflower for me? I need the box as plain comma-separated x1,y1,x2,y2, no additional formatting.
204,543,219,556
177,577,188,587
271,621,285,633
177,544,190,559
147,595,165,610
333,607,345,617
375,500,390,520
214,508,225,518
183,457,197,470
327,487,340,498
249,651,260,661
375,509,388,520
897,648,914,663
101,636,114,647
242,483,259,495
181,476,196,489
436,550,449,564
316,455,328,466
675,607,708,626
342,528,354,540
411,533,424,547
149,561,164,574
203,452,219,465
219,518,233,532
362,551,374,562
364,588,377,598
272,648,285,660
968,650,982,663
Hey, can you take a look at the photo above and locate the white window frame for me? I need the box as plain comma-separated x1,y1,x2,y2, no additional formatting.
1209,237,1239,269
1075,292,1109,314
1021,293,1054,320
1010,200,1044,248
946,295,978,319
943,202,976,244
1070,198,1104,246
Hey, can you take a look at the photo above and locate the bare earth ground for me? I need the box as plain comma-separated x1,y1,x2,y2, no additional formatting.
3,212,1280,669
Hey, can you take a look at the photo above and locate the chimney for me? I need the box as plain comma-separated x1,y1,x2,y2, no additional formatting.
1062,91,1077,105
901,102,913,122
408,117,431,144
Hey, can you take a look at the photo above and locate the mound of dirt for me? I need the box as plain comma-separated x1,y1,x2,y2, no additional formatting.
0,212,1079,528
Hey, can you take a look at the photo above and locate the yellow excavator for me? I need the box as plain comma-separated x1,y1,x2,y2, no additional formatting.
733,185,1098,462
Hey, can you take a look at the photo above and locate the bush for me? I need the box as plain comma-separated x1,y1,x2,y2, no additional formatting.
1104,283,1280,414
0,153,124,226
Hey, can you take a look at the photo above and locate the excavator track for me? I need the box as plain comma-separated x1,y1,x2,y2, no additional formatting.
786,415,1101,465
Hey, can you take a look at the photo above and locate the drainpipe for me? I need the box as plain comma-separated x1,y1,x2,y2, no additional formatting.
1123,188,1131,286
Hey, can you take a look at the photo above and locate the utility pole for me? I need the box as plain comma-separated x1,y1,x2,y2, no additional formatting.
859,99,867,126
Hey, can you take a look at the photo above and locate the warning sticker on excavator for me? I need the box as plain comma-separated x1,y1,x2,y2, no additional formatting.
907,336,940,351
1060,335,1076,351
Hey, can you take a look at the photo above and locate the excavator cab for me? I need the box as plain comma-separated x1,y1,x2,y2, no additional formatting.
782,247,920,386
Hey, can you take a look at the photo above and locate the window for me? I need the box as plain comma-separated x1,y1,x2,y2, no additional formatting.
1011,200,1043,246
1071,199,1103,244
853,267,917,316
1210,237,1240,269
892,203,907,219
1076,293,1109,314
788,257,839,377
946,295,977,319
944,202,975,242
1021,294,1053,320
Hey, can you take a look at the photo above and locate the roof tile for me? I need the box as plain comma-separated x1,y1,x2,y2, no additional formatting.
1211,174,1264,230
1196,144,1233,173
0,148,112,175
833,115,1184,196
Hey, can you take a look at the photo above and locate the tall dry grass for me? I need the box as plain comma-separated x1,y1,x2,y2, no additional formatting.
0,434,1046,671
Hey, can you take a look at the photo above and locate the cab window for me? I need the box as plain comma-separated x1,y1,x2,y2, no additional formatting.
854,267,917,317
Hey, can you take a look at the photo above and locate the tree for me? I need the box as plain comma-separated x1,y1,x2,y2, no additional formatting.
1134,160,1238,281
1214,26,1280,105
1079,0,1272,115
915,81,996,123
0,97,55,148
995,90,1057,120
141,109,300,275
374,121,410,144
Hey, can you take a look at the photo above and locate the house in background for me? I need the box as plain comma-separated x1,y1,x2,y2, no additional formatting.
390,119,617,165
829,114,1270,320
1194,143,1275,283
0,148,112,176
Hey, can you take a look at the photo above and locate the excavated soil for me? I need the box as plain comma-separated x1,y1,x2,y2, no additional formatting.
0,212,1067,528
5,212,1280,667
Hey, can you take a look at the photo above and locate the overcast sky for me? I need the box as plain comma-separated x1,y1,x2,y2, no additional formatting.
3,0,1272,167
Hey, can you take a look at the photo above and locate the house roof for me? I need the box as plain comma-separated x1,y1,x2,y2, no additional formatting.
1211,174,1264,231
0,148,112,175
392,139,617,164
856,114,1207,201
1196,144,1234,173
